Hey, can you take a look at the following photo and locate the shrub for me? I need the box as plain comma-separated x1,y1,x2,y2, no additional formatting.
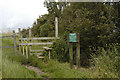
90,43,120,78
51,36,69,62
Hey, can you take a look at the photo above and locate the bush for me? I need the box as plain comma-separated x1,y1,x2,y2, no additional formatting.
51,37,69,62
90,43,120,78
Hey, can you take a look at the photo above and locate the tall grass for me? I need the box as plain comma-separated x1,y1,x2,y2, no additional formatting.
90,44,120,78
2,56,37,78
41,60,92,78
2,36,41,78
2,33,119,78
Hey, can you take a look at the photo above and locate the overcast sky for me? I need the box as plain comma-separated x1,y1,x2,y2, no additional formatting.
0,0,48,33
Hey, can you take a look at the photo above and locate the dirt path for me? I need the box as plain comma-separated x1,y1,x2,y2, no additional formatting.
24,65,45,75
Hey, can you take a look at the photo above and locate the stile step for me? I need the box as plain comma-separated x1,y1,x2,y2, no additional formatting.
37,55,44,59
31,53,43,55
30,50,44,52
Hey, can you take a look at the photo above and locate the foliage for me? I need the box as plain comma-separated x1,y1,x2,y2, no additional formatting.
42,60,91,78
90,43,120,78
51,36,69,62
2,48,38,78
21,2,120,67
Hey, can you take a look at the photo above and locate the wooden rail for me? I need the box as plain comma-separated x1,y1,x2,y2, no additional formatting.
19,37,59,40
0,45,19,49
19,42,53,46
30,50,44,52
0,35,18,38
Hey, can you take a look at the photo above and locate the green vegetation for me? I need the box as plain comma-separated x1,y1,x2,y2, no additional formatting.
2,37,119,78
22,2,120,67
2,2,120,78
2,54,37,78
90,44,120,78
2,37,39,78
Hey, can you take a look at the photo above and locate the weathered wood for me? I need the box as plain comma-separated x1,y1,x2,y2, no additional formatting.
55,17,58,37
23,46,24,55
19,40,21,54
43,47,52,50
76,42,80,69
49,50,51,59
31,53,43,55
37,56,44,59
18,28,21,38
69,43,73,69
29,40,32,54
29,27,31,38
19,37,60,40
26,40,28,58
18,28,21,54
13,30,17,56
30,49,44,52
43,47,52,59
19,42,53,46
0,36,13,38
0,45,19,48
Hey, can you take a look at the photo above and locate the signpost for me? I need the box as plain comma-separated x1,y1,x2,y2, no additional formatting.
68,33,80,69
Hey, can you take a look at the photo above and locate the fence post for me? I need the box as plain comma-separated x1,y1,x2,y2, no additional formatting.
23,44,24,55
26,40,28,58
13,30,17,56
18,28,21,54
76,42,80,69
55,17,58,37
29,27,32,55
69,43,73,69
29,27,31,38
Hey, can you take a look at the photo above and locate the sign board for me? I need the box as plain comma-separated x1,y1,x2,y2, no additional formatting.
69,33,77,42
68,33,80,69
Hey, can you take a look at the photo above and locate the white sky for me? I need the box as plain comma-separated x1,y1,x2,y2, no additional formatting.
0,0,48,33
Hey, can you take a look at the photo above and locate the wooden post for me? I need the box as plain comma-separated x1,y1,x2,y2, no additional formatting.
26,40,28,58
76,33,80,69
13,30,17,56
55,17,58,37
29,27,31,38
18,28,21,38
22,40,25,55
19,40,21,54
23,45,24,55
69,43,73,69
76,42,80,69
49,50,51,59
18,28,21,54
29,27,32,55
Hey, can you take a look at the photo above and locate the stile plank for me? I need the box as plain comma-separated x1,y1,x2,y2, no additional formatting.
43,47,52,50
30,49,44,52
19,37,59,40
19,42,53,46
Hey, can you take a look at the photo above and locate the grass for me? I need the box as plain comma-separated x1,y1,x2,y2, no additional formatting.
2,56,37,78
41,60,92,78
2,33,119,78
2,37,42,78
2,47,42,78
